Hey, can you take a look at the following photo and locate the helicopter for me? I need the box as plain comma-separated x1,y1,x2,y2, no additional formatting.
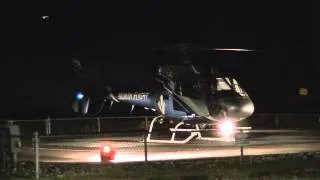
71,43,255,144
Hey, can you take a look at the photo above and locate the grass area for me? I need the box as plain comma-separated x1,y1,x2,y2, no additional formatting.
1,152,320,179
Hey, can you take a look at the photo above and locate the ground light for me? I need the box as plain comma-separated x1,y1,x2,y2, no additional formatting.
100,144,116,162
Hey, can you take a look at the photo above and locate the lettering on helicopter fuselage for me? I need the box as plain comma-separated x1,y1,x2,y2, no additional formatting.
117,93,149,101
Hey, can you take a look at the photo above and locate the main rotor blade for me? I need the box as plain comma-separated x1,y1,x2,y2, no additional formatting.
209,48,255,52
153,43,255,53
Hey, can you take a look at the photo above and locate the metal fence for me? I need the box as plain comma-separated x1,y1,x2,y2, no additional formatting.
11,113,320,137
14,116,154,138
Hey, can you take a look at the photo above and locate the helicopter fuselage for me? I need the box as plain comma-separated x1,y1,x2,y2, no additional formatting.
74,62,254,123
72,57,254,141
105,75,254,125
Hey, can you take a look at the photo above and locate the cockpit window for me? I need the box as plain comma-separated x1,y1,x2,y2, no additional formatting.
157,66,174,79
216,78,232,91
231,78,248,96
222,77,248,97
216,77,248,97
179,81,202,99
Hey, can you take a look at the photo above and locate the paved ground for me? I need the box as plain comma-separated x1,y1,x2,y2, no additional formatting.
18,129,320,163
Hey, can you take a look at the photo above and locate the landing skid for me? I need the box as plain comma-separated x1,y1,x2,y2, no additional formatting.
145,116,242,144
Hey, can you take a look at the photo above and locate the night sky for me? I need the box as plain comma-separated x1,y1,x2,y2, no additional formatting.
1,2,314,120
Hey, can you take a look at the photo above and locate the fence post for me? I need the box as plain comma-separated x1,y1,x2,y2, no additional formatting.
45,117,51,136
0,131,5,170
97,117,101,133
33,132,40,179
240,145,244,164
144,116,148,163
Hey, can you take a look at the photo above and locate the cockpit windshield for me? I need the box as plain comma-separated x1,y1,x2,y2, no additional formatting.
216,78,232,91
157,65,248,98
216,77,248,97
230,78,248,96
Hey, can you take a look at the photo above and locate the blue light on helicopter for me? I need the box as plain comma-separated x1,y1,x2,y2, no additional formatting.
76,92,84,100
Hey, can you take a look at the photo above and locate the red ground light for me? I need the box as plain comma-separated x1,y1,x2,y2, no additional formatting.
100,144,116,162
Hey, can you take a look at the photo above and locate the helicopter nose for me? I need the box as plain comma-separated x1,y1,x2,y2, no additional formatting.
222,97,254,120
240,99,255,117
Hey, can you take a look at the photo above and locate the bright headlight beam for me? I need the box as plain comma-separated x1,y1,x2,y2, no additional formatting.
218,120,236,138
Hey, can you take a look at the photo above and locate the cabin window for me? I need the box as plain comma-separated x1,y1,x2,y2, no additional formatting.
173,99,187,112
163,94,169,100
179,81,202,99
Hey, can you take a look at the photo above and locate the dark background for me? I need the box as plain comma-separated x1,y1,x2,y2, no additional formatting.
0,2,314,119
